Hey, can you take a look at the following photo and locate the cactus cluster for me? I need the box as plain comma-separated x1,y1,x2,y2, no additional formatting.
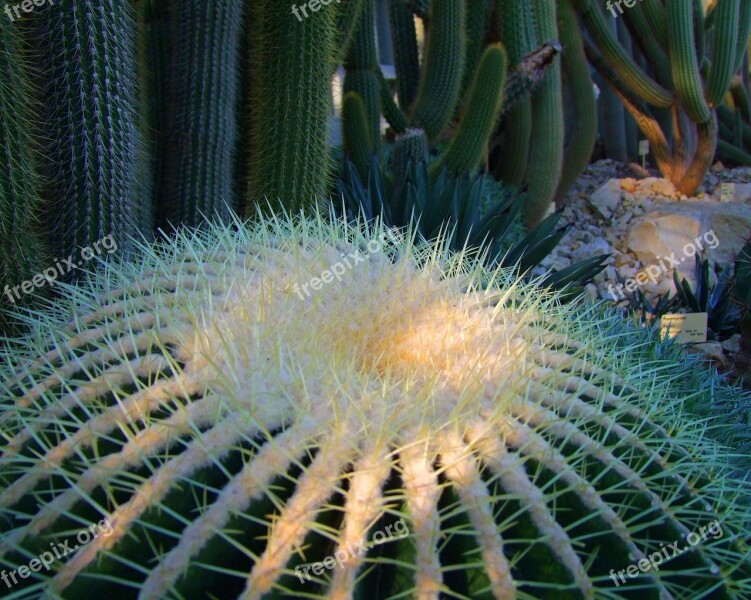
1,215,750,599
572,0,751,194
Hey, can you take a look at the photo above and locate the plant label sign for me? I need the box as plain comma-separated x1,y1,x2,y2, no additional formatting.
638,140,649,156
720,182,735,203
660,313,707,343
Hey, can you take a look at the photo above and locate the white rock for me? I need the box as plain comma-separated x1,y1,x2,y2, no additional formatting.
588,179,622,220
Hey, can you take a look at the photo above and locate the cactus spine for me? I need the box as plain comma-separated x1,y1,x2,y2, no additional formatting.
157,0,244,229
30,0,146,265
1,216,750,598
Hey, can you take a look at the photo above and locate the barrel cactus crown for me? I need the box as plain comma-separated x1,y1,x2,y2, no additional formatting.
1,215,750,599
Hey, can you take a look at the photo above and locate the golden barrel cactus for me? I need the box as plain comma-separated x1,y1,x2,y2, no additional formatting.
0,215,749,599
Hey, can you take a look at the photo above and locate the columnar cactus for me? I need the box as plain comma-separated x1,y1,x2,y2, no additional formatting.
245,0,338,214
156,0,244,229
28,0,147,264
1,216,750,599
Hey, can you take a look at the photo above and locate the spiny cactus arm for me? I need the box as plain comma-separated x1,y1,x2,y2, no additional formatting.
409,0,466,140
388,0,420,111
433,44,508,177
667,0,712,123
31,0,146,264
391,128,428,185
706,0,740,107
342,92,374,180
571,0,673,108
643,0,668,46
583,35,676,180
459,0,493,105
523,0,564,229
676,112,718,195
500,42,562,119
333,0,368,67
246,0,337,214
344,71,382,155
377,68,409,134
732,0,751,73
730,75,751,123
692,0,706,62
159,0,243,229
621,0,672,86
555,0,597,205
717,138,751,165
490,0,536,186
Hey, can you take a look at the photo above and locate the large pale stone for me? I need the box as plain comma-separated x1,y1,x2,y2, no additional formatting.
587,179,622,219
627,201,751,282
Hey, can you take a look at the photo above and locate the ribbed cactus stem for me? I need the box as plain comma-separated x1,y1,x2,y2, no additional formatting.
0,18,46,329
158,0,243,229
409,0,466,140
391,128,428,185
388,0,420,111
555,0,597,204
523,0,564,228
491,0,537,186
571,0,673,108
342,92,373,180
435,45,508,176
667,0,711,123
706,0,739,107
31,0,146,265
246,0,337,214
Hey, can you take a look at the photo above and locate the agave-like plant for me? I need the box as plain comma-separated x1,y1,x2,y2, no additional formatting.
336,157,608,295
0,214,750,599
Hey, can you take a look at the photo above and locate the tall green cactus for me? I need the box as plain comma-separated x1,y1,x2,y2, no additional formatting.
342,92,373,180
29,0,147,265
156,0,244,229
245,0,339,215
1,216,750,598
388,0,420,111
434,44,508,176
555,0,597,205
523,0,564,228
409,0,466,140
0,18,46,331
344,0,382,155
490,0,536,187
